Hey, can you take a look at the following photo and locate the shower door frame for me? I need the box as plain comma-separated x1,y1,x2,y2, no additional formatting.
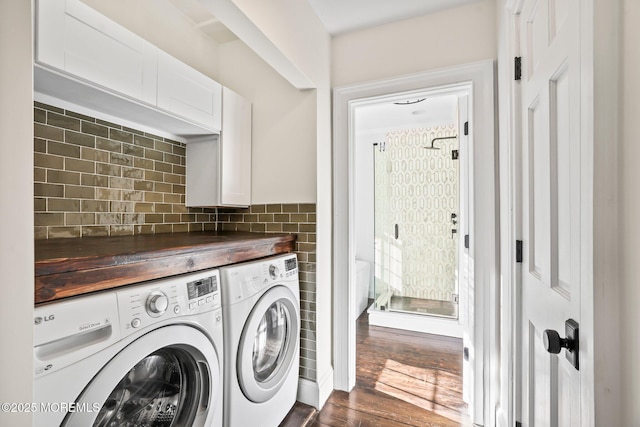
332,60,497,427
371,117,464,321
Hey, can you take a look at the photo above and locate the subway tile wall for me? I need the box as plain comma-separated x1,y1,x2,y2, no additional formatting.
33,103,318,382
33,102,217,238
217,204,317,381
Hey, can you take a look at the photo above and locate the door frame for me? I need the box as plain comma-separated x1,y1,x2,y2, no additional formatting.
363,85,469,341
332,60,498,426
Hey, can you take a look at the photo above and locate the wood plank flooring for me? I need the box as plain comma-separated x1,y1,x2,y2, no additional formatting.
281,310,470,426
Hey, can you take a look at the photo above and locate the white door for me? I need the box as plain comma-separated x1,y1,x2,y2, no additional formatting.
517,0,583,425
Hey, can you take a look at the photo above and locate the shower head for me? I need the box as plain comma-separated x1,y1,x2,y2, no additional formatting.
423,143,441,150
423,135,458,150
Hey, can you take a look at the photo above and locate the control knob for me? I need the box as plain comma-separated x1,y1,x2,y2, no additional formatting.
146,291,169,316
269,264,279,279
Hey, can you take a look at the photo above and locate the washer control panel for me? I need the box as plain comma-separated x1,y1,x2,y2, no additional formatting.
117,269,221,334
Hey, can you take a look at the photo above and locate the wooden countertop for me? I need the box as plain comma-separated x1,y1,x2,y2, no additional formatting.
35,231,296,305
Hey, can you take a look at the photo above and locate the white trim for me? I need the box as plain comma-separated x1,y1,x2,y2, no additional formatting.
317,366,334,409
496,2,521,427
296,378,318,409
332,60,497,426
296,368,333,411
34,92,189,143
367,308,463,338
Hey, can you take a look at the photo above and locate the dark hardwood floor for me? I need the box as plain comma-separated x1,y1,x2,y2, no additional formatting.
281,310,470,426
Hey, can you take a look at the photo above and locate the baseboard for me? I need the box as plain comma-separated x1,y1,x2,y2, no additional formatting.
297,378,318,409
297,367,334,410
317,367,334,409
368,307,463,338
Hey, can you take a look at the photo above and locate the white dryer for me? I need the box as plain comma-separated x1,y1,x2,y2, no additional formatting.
219,254,300,427
33,269,224,427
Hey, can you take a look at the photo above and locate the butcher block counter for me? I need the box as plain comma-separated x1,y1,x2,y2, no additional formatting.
35,231,296,305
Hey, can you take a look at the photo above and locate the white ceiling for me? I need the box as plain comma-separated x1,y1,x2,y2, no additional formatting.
172,0,484,43
306,0,482,35
169,0,238,43
355,94,459,140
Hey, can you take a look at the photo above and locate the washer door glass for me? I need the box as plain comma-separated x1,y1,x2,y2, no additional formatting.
237,286,300,403
62,325,220,427
253,301,290,383
93,348,199,427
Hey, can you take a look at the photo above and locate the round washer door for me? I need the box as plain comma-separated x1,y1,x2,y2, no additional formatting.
63,325,220,427
237,285,300,403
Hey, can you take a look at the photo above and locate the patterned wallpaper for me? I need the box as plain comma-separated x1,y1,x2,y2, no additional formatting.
374,125,459,302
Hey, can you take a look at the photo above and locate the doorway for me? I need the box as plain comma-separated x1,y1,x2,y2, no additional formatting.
353,90,470,340
332,61,498,426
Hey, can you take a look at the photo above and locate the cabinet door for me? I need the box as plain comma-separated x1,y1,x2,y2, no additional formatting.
157,51,222,132
185,89,251,208
35,0,157,105
220,87,252,207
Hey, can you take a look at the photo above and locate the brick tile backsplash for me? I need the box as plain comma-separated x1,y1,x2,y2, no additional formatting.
34,103,217,239
33,103,318,383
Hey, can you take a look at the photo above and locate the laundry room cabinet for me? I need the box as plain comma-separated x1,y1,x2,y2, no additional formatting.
35,0,158,105
157,50,222,132
34,0,222,134
186,87,252,208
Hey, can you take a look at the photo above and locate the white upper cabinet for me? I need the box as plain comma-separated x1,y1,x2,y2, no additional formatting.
35,0,157,105
34,0,222,134
186,87,252,208
219,87,251,206
157,50,222,132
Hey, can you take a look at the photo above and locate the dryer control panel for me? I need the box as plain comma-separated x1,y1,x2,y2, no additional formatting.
220,254,298,305
117,269,221,334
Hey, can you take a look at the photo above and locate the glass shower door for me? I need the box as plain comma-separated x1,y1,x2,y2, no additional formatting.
373,127,460,319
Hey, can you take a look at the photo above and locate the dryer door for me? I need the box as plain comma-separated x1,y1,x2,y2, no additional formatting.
63,325,220,427
237,285,300,403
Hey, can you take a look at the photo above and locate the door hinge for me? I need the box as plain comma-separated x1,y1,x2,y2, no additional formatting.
515,57,522,81
464,234,469,249
452,293,459,304
516,240,523,263
516,422,522,427
463,121,469,136
452,149,459,160
463,346,469,361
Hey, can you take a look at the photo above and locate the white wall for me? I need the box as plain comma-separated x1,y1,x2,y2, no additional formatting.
336,0,496,295
231,0,325,86
209,0,334,407
82,0,220,79
218,40,317,204
620,0,640,423
0,1,34,426
331,0,496,87
80,0,320,204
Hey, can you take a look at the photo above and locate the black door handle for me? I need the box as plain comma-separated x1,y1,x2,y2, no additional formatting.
543,329,574,354
542,319,579,370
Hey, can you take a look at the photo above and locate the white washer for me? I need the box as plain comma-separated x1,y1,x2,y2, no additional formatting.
219,254,300,427
33,269,224,427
